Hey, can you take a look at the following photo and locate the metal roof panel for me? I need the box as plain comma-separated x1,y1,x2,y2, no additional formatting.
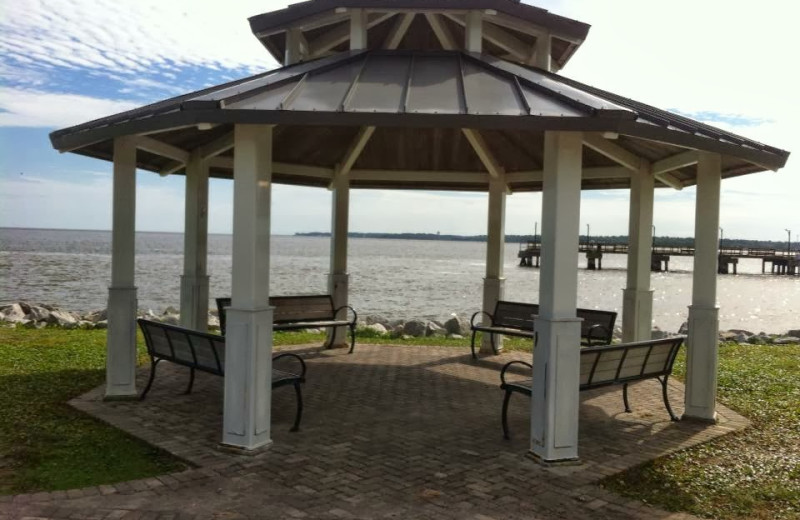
406,55,465,114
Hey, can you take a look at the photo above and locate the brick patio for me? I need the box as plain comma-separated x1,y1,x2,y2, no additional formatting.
2,344,748,519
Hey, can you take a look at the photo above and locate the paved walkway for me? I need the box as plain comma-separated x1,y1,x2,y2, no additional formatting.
2,344,748,519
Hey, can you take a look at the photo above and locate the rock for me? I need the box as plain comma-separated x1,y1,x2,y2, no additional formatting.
734,333,750,343
47,309,78,326
444,316,471,336
25,305,51,323
719,330,739,342
773,336,800,345
612,326,623,340
401,335,414,341
207,315,220,328
425,322,445,337
651,328,671,340
77,320,95,330
0,303,27,323
787,329,800,338
447,334,464,340
678,322,689,335
363,323,388,336
163,306,179,316
748,334,771,345
160,315,180,326
728,329,755,337
84,309,107,323
95,320,108,329
303,328,323,334
402,320,428,337
366,315,390,327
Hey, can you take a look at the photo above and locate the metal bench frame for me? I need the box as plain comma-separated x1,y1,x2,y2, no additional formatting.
469,301,617,359
137,319,307,432
216,295,357,353
499,335,685,439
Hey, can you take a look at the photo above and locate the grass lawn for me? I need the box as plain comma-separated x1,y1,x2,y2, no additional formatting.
602,343,800,520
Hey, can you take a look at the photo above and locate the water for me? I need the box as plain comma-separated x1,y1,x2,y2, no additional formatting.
1,228,798,333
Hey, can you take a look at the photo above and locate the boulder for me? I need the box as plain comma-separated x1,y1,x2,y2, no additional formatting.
787,329,800,338
747,334,771,345
95,320,108,329
773,336,800,345
366,315,390,327
207,315,220,328
719,330,739,342
612,326,623,340
83,309,107,323
402,320,427,337
46,309,78,326
447,334,464,340
728,329,755,337
678,322,689,335
0,303,27,323
425,322,446,337
163,306,180,316
25,305,51,323
363,323,388,336
734,333,750,344
444,315,471,336
651,328,671,340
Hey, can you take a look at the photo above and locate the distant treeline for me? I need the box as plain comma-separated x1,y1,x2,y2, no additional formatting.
295,232,793,249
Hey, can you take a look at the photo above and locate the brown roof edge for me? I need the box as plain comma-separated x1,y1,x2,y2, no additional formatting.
248,0,590,41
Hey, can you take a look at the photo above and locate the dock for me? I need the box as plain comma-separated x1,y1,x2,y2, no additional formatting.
518,242,799,275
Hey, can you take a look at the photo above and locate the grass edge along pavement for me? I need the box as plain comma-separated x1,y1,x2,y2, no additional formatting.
1,327,798,520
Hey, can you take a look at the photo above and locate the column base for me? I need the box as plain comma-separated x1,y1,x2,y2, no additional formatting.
327,273,350,348
480,277,506,354
525,450,582,467
684,305,720,422
222,306,274,450
105,286,138,399
621,288,654,342
180,274,210,331
217,440,273,456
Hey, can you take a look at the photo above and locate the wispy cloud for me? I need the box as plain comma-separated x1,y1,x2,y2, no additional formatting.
0,87,139,128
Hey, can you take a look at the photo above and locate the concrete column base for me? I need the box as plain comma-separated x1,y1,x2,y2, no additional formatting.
530,316,582,463
180,274,210,331
222,306,274,451
683,305,720,422
480,276,506,354
621,288,654,343
105,286,138,399
328,273,350,348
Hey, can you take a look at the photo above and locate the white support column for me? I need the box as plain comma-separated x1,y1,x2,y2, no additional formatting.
530,131,583,463
222,125,274,451
180,151,210,332
684,152,722,422
535,32,552,72
481,175,506,354
328,171,350,347
106,136,138,400
285,28,303,66
622,163,655,342
465,10,483,53
350,9,367,50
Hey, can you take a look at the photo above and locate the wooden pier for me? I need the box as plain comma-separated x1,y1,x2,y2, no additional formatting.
518,242,799,275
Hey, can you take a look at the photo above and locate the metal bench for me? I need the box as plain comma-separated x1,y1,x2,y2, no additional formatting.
499,335,685,439
469,301,617,359
216,295,357,353
137,319,306,432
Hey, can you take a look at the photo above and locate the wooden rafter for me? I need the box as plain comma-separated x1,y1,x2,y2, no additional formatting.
424,13,458,50
462,129,503,178
383,13,415,49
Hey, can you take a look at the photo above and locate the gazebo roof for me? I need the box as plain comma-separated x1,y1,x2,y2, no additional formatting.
50,50,789,192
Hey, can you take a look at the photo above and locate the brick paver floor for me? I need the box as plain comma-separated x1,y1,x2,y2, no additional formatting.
2,344,748,519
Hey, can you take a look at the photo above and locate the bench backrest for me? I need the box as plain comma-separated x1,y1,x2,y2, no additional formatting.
216,295,336,335
579,336,685,390
493,301,616,344
138,319,225,375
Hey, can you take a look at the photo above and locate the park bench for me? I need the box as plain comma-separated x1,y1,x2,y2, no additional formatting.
216,295,357,353
137,319,306,432
469,301,617,359
499,335,686,439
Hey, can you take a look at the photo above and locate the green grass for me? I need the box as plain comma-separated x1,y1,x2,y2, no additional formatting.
602,343,800,520
0,328,186,495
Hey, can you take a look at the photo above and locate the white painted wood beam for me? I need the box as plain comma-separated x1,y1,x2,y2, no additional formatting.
309,12,393,57
136,136,189,164
349,169,487,183
443,13,528,60
383,13,415,49
206,157,335,179
462,129,503,178
582,133,643,171
424,13,458,50
285,28,304,65
339,126,376,178
465,10,483,53
197,131,234,160
651,149,697,190
534,32,552,71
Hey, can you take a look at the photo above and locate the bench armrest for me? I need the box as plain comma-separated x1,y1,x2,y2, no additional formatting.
500,360,532,386
470,310,494,328
334,305,358,325
273,352,307,379
585,324,611,346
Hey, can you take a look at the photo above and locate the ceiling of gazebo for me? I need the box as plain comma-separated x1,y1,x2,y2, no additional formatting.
50,50,789,193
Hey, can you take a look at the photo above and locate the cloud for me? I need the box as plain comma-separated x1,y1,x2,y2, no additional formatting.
0,87,139,128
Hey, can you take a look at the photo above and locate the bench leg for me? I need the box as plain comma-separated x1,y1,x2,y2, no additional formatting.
184,367,196,395
660,376,679,421
470,330,479,360
290,382,304,432
348,324,356,354
140,358,160,401
323,327,334,349
623,382,631,413
489,333,498,355
501,389,513,440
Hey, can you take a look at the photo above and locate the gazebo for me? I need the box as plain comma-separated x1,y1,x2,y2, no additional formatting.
50,0,789,464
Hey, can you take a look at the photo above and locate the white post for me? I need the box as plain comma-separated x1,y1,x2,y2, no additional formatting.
535,32,552,72
481,175,506,354
285,28,303,66
222,125,274,451
530,131,583,463
350,9,367,50
106,136,138,399
684,152,722,422
622,163,654,342
328,171,350,347
180,151,210,332
465,10,483,53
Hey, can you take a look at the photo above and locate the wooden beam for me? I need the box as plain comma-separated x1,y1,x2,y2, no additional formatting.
383,13,415,49
196,131,234,160
582,133,642,171
309,12,394,57
652,150,698,176
349,169,488,184
462,129,503,178
465,10,483,53
339,126,376,177
424,13,458,50
204,157,335,179
136,136,189,163
443,13,528,60
255,12,349,37
506,166,631,183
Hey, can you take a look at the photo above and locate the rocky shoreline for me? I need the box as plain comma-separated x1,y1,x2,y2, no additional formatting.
1,302,798,346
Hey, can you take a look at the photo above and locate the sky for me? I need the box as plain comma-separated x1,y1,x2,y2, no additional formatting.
0,0,797,242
